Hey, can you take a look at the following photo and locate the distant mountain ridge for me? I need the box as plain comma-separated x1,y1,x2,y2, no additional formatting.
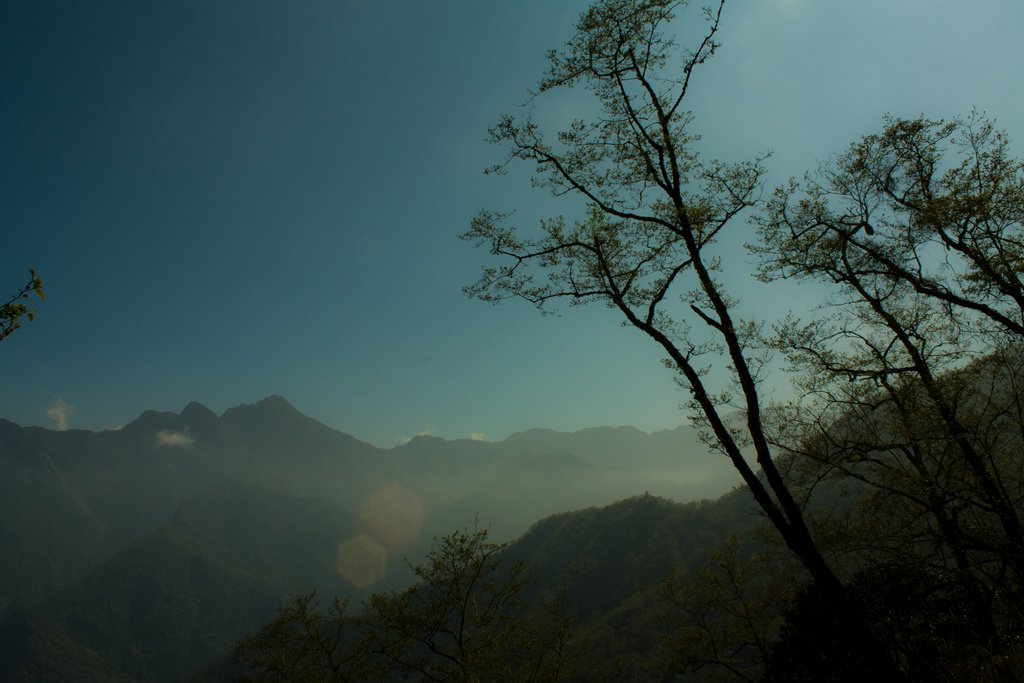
0,396,737,624
0,395,742,682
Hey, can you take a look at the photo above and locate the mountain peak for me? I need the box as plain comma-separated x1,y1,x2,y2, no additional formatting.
219,395,300,422
181,401,217,422
256,395,295,410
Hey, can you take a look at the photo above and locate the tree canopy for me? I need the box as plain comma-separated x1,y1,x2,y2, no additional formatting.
234,525,583,682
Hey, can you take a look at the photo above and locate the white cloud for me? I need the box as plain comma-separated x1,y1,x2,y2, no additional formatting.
156,429,195,448
46,397,74,431
471,433,487,442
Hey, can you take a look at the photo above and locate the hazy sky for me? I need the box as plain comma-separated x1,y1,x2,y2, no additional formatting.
3,0,1022,447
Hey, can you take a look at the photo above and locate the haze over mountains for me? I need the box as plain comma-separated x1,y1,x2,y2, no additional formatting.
0,395,741,682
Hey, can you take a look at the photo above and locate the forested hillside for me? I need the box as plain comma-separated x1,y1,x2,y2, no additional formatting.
219,490,759,683
0,483,375,683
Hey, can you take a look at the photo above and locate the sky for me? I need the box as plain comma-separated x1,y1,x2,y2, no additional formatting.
2,0,1022,448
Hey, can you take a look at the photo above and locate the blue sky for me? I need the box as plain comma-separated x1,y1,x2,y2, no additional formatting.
3,0,1022,447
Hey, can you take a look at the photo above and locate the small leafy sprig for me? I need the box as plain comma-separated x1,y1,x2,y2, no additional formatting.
1,270,44,342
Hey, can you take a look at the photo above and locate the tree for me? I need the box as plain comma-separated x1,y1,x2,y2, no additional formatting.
364,526,581,682
762,560,1016,682
234,526,582,682
657,534,797,682
460,0,902,675
1,270,43,342
234,591,365,682
754,113,1024,670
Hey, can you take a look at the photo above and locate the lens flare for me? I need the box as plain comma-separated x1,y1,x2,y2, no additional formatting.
358,483,424,547
336,534,387,587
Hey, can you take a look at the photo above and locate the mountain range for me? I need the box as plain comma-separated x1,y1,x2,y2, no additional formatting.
0,396,742,682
